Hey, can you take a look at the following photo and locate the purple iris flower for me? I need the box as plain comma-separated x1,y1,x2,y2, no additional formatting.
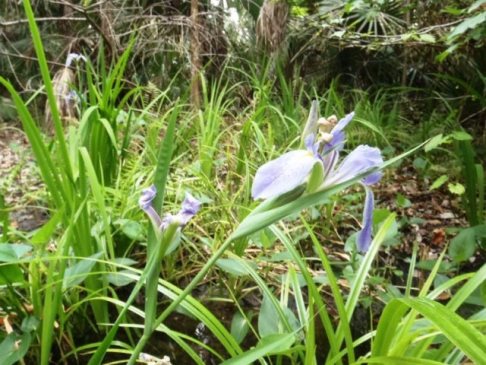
252,111,383,252
251,134,322,200
139,185,201,232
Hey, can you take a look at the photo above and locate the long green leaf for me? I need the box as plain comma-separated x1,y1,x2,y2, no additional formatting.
338,215,396,339
271,225,344,364
398,297,486,364
372,300,409,357
221,333,295,365
355,356,445,365
22,0,73,183
144,105,179,336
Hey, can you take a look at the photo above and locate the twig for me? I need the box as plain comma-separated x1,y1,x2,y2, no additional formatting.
0,17,85,27
0,50,66,68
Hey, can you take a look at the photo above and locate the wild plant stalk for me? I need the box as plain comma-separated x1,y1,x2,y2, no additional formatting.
197,73,236,178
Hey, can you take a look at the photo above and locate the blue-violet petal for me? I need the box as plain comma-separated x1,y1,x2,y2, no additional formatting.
252,150,319,200
357,186,374,252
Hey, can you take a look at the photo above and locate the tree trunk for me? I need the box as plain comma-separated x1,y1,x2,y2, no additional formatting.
190,0,202,108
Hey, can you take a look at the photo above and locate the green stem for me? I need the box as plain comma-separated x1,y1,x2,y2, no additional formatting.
144,225,178,336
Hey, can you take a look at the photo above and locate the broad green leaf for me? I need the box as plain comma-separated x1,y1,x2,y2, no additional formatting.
0,263,24,284
0,332,32,365
114,219,145,241
231,312,250,344
451,131,473,141
31,209,63,245
106,270,137,287
448,182,465,195
469,0,486,12
216,258,254,277
413,157,427,170
0,244,32,262
449,228,477,262
21,316,40,333
0,245,19,262
221,333,295,365
430,175,448,190
258,292,282,337
395,193,411,208
63,253,102,290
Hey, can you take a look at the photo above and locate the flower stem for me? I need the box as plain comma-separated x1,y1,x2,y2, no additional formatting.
144,224,178,337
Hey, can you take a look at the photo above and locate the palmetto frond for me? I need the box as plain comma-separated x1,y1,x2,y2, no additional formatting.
256,0,289,53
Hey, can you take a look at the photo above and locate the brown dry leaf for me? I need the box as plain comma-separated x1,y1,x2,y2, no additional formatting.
431,228,446,247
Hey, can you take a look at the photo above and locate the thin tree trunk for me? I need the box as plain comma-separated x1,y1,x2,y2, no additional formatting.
99,0,119,59
401,0,411,87
190,0,202,108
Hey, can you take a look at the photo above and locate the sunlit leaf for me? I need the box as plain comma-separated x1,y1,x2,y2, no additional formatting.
448,182,465,195
430,175,448,190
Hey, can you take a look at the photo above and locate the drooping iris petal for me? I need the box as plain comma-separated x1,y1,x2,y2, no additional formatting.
362,171,383,186
252,150,320,200
139,185,162,228
178,192,201,225
323,145,383,187
139,185,157,210
357,186,374,252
